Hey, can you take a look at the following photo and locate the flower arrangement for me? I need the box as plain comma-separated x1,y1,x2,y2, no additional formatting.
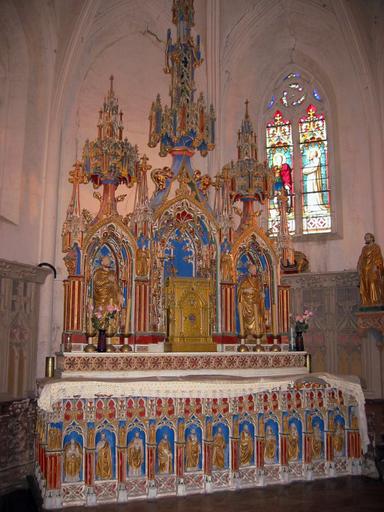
89,303,120,331
295,310,313,333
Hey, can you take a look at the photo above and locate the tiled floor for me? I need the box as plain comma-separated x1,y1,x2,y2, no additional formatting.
64,477,384,512
1,476,383,512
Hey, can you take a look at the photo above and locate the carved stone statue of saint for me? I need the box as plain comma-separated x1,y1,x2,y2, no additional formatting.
136,248,149,277
127,432,144,477
287,423,299,462
357,233,384,305
237,265,265,337
157,433,173,474
220,252,234,282
212,427,226,469
93,255,121,310
96,432,112,480
264,425,276,463
64,439,82,483
185,429,200,471
239,424,253,467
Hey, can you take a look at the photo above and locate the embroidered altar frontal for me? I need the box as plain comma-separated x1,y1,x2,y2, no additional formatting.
36,373,366,509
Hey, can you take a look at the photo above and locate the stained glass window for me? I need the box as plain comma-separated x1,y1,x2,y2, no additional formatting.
265,73,332,237
266,110,295,235
299,104,331,234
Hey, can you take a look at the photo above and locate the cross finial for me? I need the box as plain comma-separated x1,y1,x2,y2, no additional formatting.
140,154,151,173
245,99,249,118
109,75,114,94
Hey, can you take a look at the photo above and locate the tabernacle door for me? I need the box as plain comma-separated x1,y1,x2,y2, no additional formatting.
165,277,216,352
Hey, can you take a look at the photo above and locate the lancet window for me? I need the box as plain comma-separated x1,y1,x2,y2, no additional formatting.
265,72,332,236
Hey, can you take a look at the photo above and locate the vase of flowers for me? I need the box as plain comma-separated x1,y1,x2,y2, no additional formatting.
294,310,313,351
89,303,120,353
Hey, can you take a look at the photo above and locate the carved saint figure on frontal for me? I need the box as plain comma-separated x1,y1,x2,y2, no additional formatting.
157,433,173,474
185,428,200,471
287,423,299,462
264,425,277,463
127,432,144,477
212,427,226,469
333,421,345,458
96,432,112,480
239,424,253,467
237,265,265,337
312,423,323,460
357,232,384,305
64,439,82,482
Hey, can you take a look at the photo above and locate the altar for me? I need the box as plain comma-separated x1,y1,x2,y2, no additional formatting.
36,0,367,509
36,371,366,508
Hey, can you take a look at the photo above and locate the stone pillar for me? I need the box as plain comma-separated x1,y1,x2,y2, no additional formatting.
0,398,37,494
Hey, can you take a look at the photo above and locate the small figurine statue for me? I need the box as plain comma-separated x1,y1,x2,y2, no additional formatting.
357,232,384,306
237,265,265,337
93,255,121,310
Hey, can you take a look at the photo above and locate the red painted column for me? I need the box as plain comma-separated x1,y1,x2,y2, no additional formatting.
85,427,95,487
280,434,288,466
278,285,290,335
326,416,334,463
231,418,239,473
304,416,313,465
118,449,125,482
63,276,85,332
135,279,150,332
176,422,185,480
256,418,265,469
204,420,213,477
46,453,61,490
148,424,156,481
347,431,361,459
220,284,235,334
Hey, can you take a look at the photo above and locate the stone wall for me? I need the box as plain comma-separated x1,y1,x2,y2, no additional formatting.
0,259,49,399
0,398,36,495
283,271,383,399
